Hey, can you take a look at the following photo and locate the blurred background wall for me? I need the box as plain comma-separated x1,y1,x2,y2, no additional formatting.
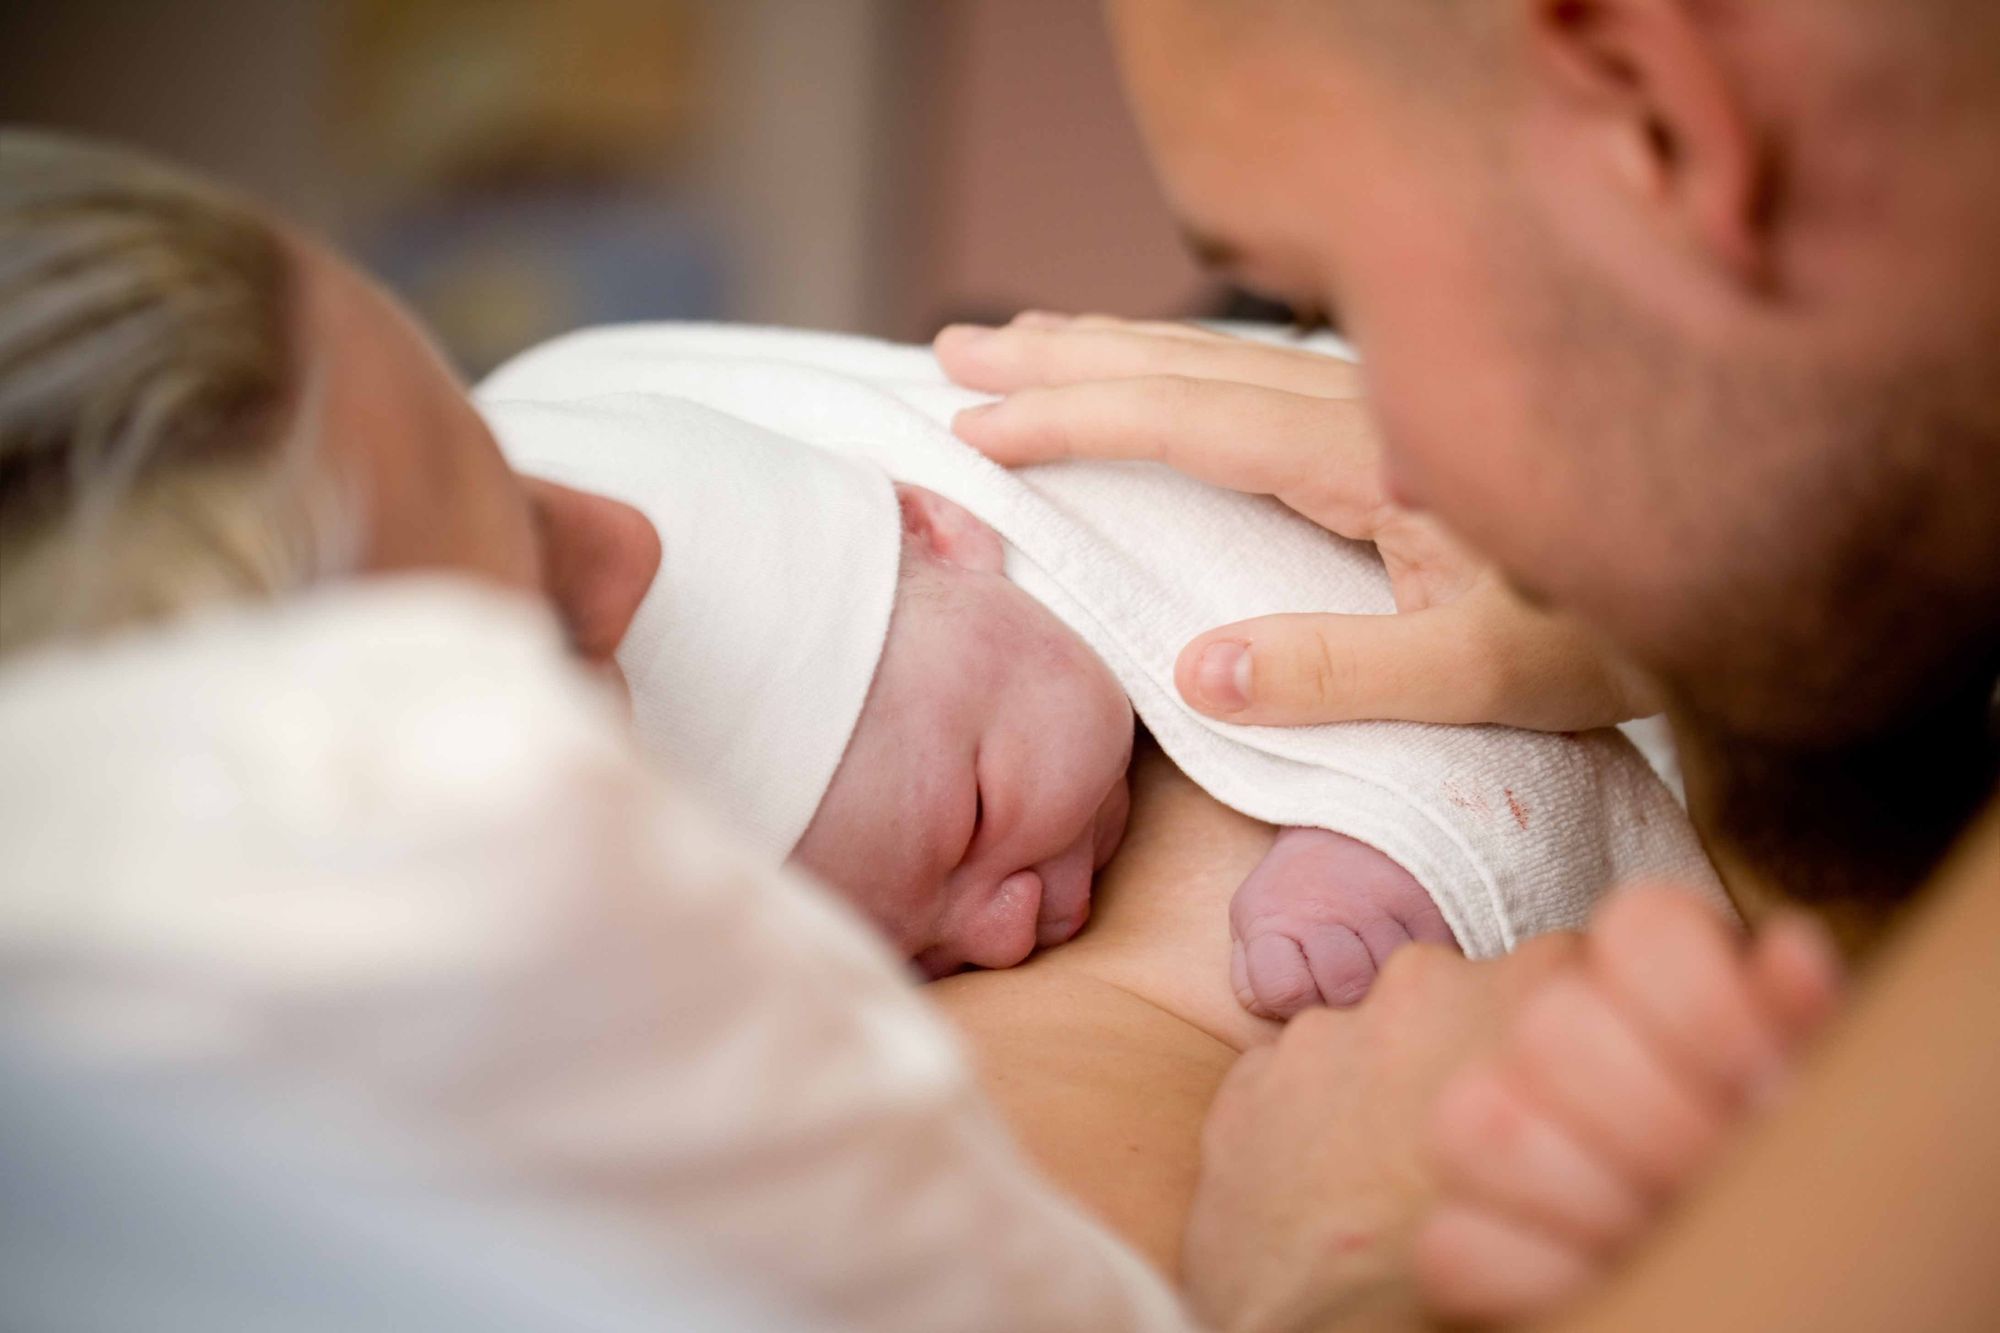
0,0,1218,375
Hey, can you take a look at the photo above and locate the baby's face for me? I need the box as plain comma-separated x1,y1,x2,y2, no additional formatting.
793,485,1135,978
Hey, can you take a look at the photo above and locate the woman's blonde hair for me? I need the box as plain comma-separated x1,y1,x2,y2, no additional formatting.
0,131,347,654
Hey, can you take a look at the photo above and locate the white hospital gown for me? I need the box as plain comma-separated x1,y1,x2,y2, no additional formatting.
0,579,1190,1333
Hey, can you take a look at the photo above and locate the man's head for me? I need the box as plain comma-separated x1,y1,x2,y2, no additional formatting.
794,484,1136,978
1107,0,2000,907
0,131,658,678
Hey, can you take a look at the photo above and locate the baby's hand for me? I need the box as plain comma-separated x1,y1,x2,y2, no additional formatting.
1230,827,1458,1018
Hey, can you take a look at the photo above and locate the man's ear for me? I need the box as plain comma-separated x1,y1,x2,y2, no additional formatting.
897,483,1006,574
1522,0,1772,292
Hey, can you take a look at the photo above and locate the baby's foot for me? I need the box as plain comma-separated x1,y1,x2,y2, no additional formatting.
1230,826,1459,1018
1413,886,1844,1323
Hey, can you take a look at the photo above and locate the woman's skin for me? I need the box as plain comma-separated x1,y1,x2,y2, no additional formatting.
930,736,1279,1273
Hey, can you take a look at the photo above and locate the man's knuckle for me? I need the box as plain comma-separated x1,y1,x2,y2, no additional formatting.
1513,978,1593,1069
1298,631,1358,713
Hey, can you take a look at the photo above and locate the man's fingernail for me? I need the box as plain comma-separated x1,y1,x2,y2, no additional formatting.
1197,641,1252,711
940,323,991,347
953,402,995,435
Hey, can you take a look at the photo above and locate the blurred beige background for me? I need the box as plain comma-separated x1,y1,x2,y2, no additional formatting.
0,0,1217,372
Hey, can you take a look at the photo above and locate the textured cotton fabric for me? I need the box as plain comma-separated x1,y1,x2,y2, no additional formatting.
0,581,1192,1333
480,325,1728,953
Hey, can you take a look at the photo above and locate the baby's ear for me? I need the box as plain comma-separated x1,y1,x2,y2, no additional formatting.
897,484,1005,574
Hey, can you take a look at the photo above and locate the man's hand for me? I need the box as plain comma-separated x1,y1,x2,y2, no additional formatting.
1415,889,1843,1323
936,313,1656,732
1181,935,1583,1333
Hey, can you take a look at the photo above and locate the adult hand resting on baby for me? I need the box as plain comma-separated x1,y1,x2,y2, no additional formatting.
939,312,1656,1016
936,312,1658,734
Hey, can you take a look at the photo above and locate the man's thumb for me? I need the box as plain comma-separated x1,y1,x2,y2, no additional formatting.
1174,610,1508,727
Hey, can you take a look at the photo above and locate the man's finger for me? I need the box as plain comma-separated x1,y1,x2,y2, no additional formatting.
1587,887,1788,1103
1750,912,1845,1047
1009,311,1236,344
950,376,1391,538
935,321,1361,399
1428,1062,1651,1251
1415,1202,1599,1325
1174,606,1515,727
1505,975,1727,1195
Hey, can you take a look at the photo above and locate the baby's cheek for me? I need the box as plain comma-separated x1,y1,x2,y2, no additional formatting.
1094,775,1132,869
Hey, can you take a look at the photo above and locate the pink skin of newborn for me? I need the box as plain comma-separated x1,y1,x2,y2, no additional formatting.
793,484,1458,1007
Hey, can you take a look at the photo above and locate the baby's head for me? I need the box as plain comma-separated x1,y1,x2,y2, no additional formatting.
793,484,1135,978
487,395,1132,974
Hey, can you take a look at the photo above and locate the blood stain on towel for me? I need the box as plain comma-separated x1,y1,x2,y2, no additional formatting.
1504,788,1532,830
1443,780,1491,820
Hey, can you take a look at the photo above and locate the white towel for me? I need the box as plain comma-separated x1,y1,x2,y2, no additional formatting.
480,325,1727,956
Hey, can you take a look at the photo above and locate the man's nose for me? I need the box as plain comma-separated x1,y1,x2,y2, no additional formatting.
527,477,662,664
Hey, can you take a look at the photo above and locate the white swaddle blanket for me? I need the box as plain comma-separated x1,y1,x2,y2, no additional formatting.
480,324,1725,956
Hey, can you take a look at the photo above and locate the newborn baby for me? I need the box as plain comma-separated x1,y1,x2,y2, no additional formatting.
479,324,1721,1017
795,478,1452,999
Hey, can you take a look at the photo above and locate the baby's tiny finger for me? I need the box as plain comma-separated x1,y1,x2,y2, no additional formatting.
1244,931,1323,1020
1299,923,1378,1008
1231,937,1253,1011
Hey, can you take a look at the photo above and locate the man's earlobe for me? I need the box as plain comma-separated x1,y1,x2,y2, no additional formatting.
896,484,1006,574
1527,0,1772,290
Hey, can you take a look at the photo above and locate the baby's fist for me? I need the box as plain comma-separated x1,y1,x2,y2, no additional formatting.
1230,828,1458,1019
